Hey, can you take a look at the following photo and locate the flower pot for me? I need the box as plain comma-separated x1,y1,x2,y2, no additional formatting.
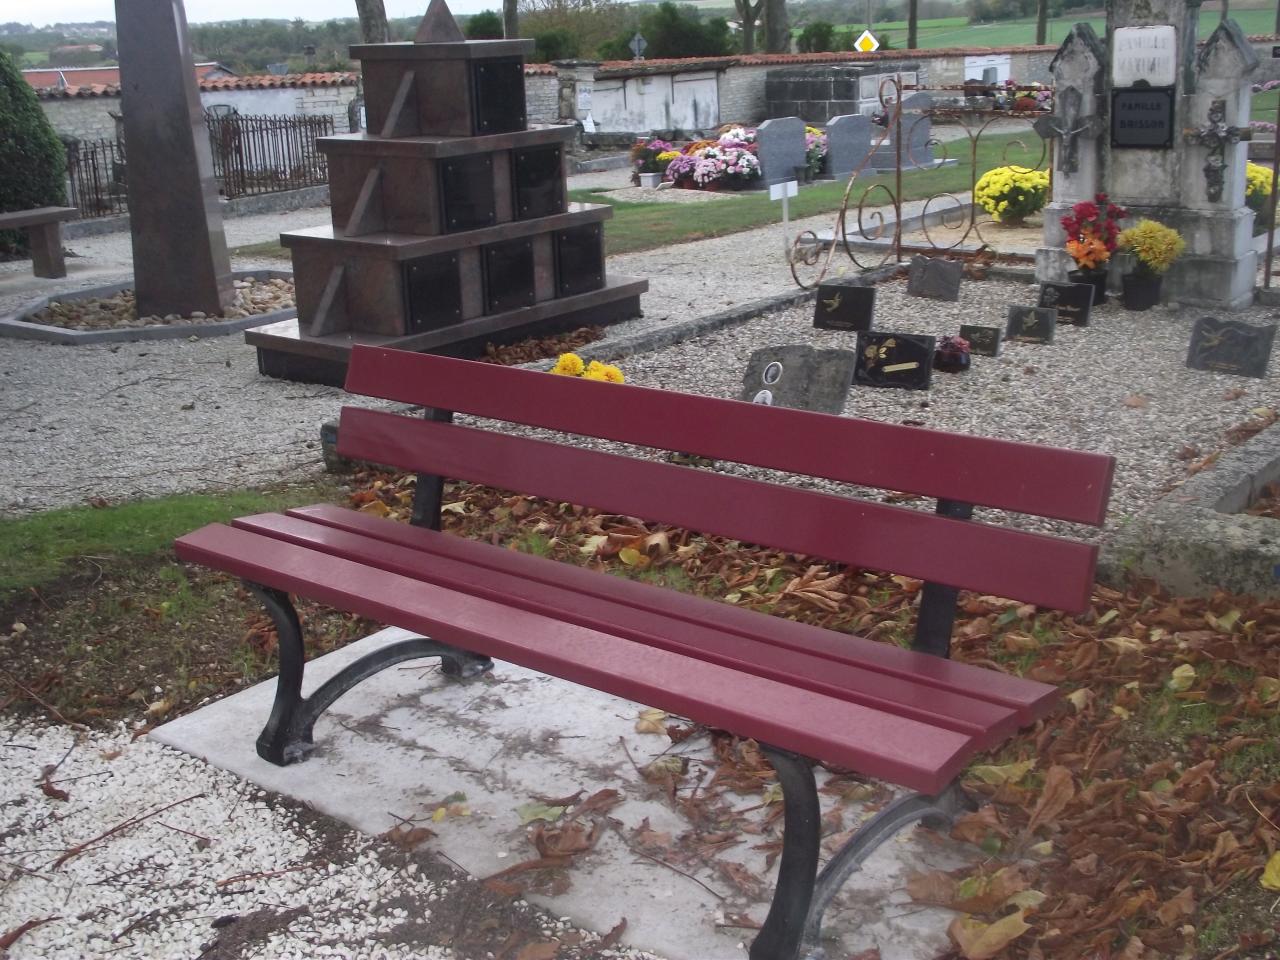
1121,273,1162,311
933,350,971,373
1013,96,1039,112
1067,268,1108,305
638,172,662,188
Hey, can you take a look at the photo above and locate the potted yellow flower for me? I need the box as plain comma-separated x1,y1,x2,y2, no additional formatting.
1116,219,1185,311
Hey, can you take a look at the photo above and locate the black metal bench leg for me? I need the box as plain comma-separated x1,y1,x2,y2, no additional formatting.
245,581,494,766
751,745,821,960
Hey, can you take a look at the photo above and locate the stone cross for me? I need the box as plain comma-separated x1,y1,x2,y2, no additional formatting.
1184,98,1252,202
1033,87,1102,175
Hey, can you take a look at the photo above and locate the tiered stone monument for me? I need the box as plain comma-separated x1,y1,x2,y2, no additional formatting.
248,0,647,384
1035,4,1258,308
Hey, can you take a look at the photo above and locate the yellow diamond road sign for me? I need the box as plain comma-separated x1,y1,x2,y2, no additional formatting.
854,30,880,53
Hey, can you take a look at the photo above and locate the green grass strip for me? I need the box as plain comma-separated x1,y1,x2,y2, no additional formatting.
0,484,335,596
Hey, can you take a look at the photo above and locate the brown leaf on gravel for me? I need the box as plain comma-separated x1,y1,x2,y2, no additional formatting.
1123,393,1149,409
1155,886,1195,925
0,917,59,950
906,870,956,906
1025,765,1075,835
515,940,561,960
716,860,767,900
600,918,627,948
379,823,436,849
571,788,623,819
40,778,69,802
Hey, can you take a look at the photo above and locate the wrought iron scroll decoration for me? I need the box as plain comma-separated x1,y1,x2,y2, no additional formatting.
789,76,1052,290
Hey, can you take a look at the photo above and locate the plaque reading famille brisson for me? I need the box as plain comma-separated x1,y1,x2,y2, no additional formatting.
1112,88,1174,150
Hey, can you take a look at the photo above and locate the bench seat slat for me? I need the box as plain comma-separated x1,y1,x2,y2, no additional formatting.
175,522,978,794
231,511,1027,746
0,206,78,229
338,407,1098,613
343,346,1115,526
287,503,1058,725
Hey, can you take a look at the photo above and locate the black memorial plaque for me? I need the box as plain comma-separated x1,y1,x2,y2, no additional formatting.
1038,281,1093,326
440,154,496,233
1186,316,1278,378
472,58,526,135
1111,87,1175,150
1006,305,1057,344
739,344,856,414
404,251,462,334
854,332,936,390
813,282,876,331
513,145,566,220
959,324,1003,357
906,255,963,302
555,224,604,297
482,237,536,314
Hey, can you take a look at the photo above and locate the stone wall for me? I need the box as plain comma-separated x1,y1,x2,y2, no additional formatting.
718,64,775,125
526,72,560,123
38,96,119,141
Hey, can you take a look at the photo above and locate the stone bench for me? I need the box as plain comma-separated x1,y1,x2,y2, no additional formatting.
0,206,79,279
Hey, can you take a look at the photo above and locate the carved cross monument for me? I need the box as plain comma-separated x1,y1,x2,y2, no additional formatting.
114,0,233,317
1036,4,1259,309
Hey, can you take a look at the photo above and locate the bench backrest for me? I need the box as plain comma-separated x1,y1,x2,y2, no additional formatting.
338,346,1113,626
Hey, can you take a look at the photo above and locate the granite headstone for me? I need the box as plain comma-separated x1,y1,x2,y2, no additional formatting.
813,281,875,331
1006,305,1057,343
740,344,857,414
906,255,963,301
854,332,936,390
756,116,808,185
1186,316,1278,378
1038,281,1093,326
959,323,1003,357
825,113,872,179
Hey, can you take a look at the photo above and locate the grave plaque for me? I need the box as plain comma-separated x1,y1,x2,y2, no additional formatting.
854,332,936,390
441,155,496,232
1112,26,1177,88
513,146,566,220
554,224,604,297
1006,305,1057,344
739,344,857,414
756,117,807,185
1038,281,1093,326
482,238,536,314
906,255,963,302
959,324,1003,357
1186,316,1278,378
1111,87,1175,150
404,252,462,334
472,58,526,134
813,282,875,331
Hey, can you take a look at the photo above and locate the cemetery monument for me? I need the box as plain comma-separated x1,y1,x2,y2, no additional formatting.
247,0,647,384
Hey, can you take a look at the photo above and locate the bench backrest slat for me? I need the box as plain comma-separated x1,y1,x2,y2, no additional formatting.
338,407,1098,611
343,346,1114,526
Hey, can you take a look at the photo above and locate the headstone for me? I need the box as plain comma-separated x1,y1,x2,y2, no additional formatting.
903,91,935,168
114,0,233,317
1006,305,1057,344
1038,281,1093,326
756,117,807,186
739,345,857,414
854,332,936,390
813,281,875,331
906,255,963,301
1186,316,1278,377
959,324,1003,357
825,114,872,180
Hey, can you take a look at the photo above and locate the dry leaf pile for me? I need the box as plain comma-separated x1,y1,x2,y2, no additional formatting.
347,471,1280,959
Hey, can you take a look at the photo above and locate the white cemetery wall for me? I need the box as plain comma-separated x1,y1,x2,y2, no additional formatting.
37,94,120,141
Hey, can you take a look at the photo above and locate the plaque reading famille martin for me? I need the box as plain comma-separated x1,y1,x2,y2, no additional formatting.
1038,282,1093,326
813,282,876,331
1112,87,1175,150
854,332,936,390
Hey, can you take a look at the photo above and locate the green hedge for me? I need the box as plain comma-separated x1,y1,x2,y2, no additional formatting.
0,49,66,253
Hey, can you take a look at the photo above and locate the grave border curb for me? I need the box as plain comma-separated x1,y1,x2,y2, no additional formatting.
0,269,296,346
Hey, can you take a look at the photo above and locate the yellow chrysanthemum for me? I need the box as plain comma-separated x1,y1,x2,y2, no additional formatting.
600,364,625,383
974,165,1049,223
551,352,584,376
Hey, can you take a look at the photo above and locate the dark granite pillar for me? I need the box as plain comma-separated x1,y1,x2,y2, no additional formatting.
115,0,233,317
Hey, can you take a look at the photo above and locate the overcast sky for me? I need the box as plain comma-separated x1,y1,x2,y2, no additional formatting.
26,0,496,29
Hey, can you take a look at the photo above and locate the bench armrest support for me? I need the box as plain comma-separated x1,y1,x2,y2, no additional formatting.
410,407,454,530
912,499,974,658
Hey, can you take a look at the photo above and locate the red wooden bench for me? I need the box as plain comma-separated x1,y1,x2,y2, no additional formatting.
175,345,1114,960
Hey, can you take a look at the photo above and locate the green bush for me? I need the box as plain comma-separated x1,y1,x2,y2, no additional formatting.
0,49,66,254
797,21,835,53
601,2,733,60
465,10,504,39
533,29,580,63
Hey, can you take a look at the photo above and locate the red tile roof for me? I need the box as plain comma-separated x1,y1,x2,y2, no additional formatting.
23,62,229,90
596,46,1058,76
32,71,362,99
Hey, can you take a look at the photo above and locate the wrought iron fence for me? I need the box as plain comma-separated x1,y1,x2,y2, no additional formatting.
204,112,334,199
64,137,128,220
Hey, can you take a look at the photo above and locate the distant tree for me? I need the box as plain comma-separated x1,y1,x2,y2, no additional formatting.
763,0,789,52
908,0,918,47
1035,0,1047,42
466,10,505,37
0,49,66,253
0,42,22,59
614,3,733,58
734,0,764,54
504,0,519,38
797,20,834,51
354,0,389,43
521,0,635,61
533,27,579,60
